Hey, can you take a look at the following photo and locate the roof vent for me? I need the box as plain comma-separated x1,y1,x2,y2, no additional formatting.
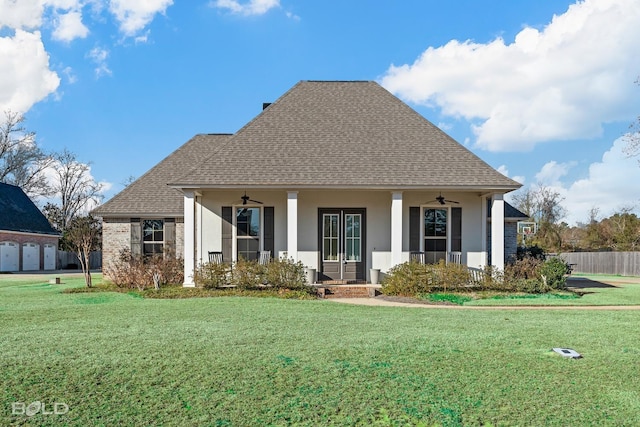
262,102,272,110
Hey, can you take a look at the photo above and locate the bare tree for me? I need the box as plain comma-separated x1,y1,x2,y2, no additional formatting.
511,185,566,251
51,149,104,231
0,110,54,197
65,215,101,287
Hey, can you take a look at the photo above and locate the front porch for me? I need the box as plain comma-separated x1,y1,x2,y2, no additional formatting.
181,189,507,286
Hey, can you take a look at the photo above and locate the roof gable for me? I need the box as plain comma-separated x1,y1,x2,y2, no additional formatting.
92,134,232,217
0,183,59,235
171,81,521,190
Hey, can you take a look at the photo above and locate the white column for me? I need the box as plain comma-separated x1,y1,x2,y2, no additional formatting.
183,191,196,287
491,193,505,271
480,195,488,267
287,191,298,261
195,193,202,266
391,191,403,266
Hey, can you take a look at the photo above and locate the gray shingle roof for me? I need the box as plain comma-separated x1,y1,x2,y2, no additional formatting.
0,183,60,235
92,134,231,217
170,81,521,190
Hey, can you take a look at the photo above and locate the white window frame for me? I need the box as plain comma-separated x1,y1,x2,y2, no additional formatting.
421,205,451,254
142,219,164,256
232,205,263,262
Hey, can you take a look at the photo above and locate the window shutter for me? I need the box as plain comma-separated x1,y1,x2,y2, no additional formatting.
222,207,233,262
451,207,462,252
164,218,176,254
130,218,141,256
263,207,274,258
409,207,420,252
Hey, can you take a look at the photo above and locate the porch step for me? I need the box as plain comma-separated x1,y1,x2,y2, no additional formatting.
315,285,381,299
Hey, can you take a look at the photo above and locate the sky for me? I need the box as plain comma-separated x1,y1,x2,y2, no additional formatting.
1,0,640,226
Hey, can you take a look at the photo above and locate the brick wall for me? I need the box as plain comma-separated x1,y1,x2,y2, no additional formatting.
0,231,59,271
175,218,184,258
102,217,185,277
101,218,131,271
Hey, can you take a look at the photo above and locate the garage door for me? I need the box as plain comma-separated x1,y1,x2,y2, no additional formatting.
22,243,40,271
0,242,19,272
44,244,57,270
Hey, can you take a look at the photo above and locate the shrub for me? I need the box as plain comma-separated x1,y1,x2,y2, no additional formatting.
194,257,310,292
381,260,435,296
504,256,543,281
229,258,265,290
193,262,230,289
263,258,307,290
382,260,481,297
539,257,569,290
104,249,184,291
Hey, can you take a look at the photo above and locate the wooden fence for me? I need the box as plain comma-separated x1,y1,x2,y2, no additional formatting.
57,251,102,270
558,252,640,277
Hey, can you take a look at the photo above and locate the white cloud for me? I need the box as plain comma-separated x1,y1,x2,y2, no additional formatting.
108,0,173,37
213,0,279,16
527,137,640,225
380,0,640,152
534,160,573,186
52,10,89,42
87,46,111,77
0,29,60,112
0,0,45,30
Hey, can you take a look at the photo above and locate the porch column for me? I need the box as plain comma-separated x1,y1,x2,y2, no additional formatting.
287,191,298,261
480,195,488,266
391,191,403,266
183,191,196,287
491,193,505,270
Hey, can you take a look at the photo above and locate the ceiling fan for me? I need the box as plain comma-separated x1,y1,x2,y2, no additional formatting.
426,192,459,205
240,192,263,205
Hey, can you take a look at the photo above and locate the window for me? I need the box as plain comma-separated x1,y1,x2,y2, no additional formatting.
424,208,447,264
236,207,260,261
143,219,164,256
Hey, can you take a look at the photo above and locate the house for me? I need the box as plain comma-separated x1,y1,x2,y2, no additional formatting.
0,183,60,271
93,81,522,286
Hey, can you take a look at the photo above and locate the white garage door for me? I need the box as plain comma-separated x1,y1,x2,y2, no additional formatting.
0,242,19,272
22,243,40,271
44,244,57,270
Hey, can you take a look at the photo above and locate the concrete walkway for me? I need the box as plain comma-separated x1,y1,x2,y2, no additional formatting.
328,275,640,310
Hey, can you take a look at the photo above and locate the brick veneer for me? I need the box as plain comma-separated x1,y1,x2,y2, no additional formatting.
101,217,184,277
0,231,59,271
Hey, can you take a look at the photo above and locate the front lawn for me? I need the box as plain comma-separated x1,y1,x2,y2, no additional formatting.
1,274,640,425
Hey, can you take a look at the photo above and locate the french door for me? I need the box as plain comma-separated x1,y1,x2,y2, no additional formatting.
318,208,366,282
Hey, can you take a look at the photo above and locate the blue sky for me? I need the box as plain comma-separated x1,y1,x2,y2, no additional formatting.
1,0,640,225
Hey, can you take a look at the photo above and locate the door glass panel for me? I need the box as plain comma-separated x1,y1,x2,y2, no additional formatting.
323,214,339,261
345,214,361,262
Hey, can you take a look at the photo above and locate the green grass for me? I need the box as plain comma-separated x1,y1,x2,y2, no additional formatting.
2,275,640,425
467,276,640,306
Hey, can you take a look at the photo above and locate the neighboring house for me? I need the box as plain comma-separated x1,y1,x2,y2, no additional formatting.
93,81,522,286
0,183,60,272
